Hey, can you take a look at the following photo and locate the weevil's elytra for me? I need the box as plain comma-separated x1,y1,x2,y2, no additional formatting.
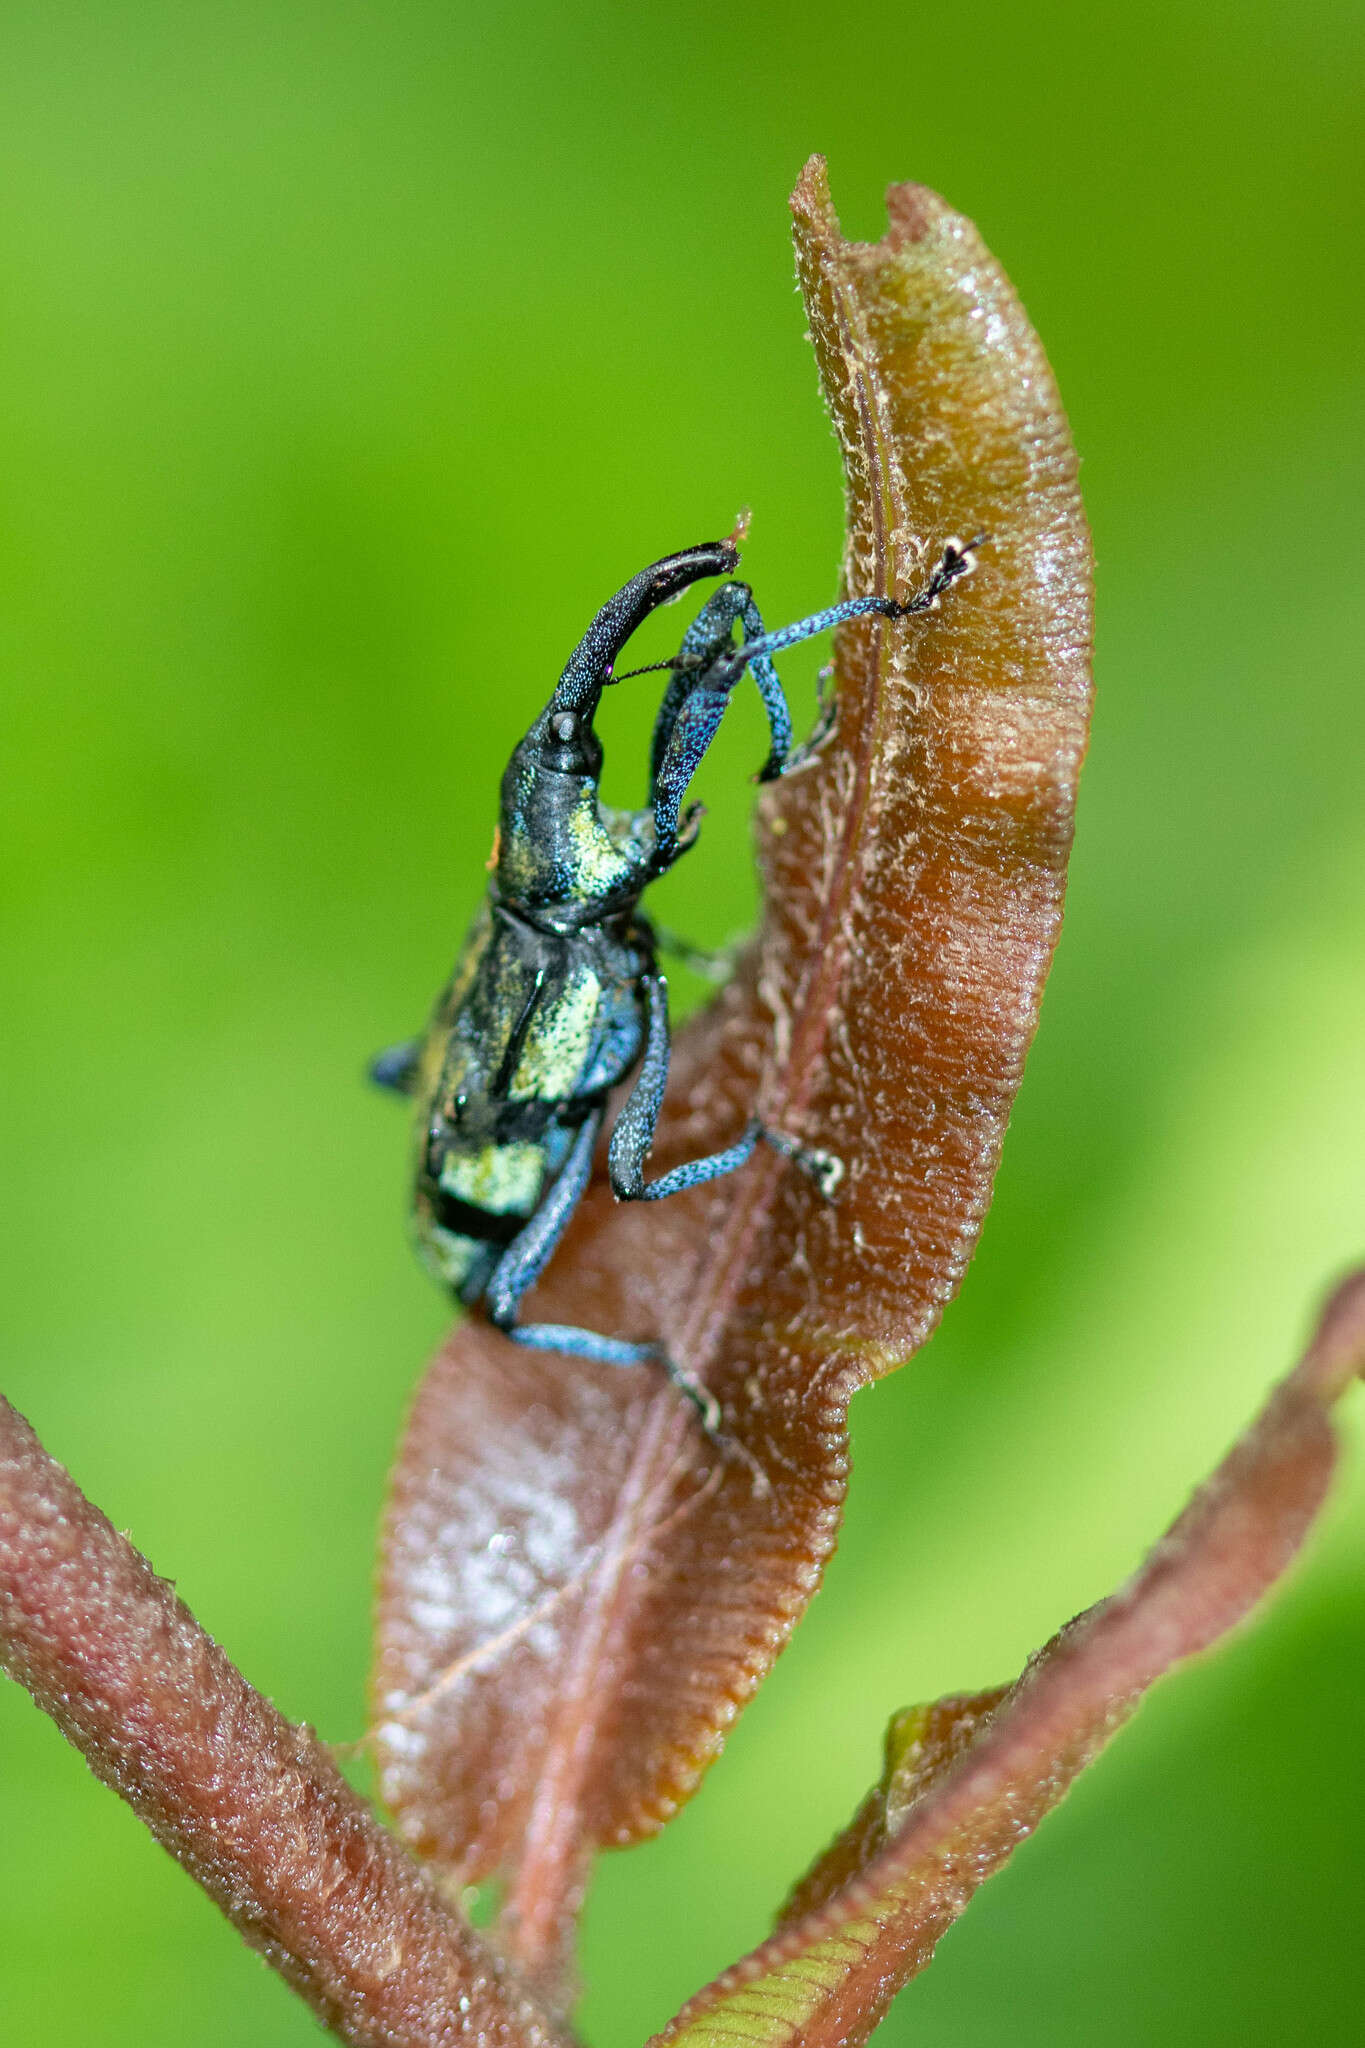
373,533,981,1426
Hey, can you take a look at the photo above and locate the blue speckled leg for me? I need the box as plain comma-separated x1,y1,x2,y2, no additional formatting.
608,975,763,1201
485,1106,603,1334
734,541,984,777
649,592,904,852
484,1097,721,1426
650,585,795,853
611,977,846,1204
647,540,982,842
650,585,751,785
649,657,749,860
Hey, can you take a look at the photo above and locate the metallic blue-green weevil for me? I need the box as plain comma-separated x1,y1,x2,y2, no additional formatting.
373,535,977,1423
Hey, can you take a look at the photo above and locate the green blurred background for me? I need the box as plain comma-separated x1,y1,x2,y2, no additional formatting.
2,2,1362,2040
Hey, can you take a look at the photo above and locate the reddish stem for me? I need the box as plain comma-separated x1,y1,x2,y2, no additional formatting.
0,1395,568,2048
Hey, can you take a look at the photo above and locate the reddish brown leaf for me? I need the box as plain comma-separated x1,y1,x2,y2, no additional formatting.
372,154,1092,1994
651,1271,1365,2048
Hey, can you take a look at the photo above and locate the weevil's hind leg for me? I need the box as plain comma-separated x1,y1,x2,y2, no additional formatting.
505,1320,723,1436
608,976,844,1204
484,1106,604,1333
482,1104,724,1432
369,1038,422,1094
609,975,763,1203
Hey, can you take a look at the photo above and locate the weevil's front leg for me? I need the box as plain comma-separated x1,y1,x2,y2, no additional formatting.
776,661,838,777
649,584,754,788
649,661,749,863
740,537,985,779
649,585,796,856
730,589,794,783
484,1104,722,1428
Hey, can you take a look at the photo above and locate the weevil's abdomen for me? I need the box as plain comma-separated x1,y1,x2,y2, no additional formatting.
411,1118,579,1301
411,1142,543,1301
411,1196,505,1300
402,878,655,1305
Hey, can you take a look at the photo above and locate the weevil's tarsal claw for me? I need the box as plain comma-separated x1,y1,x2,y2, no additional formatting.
650,1347,772,1496
887,533,988,613
554,541,741,715
759,1123,846,1201
369,1039,422,1095
652,1346,722,1436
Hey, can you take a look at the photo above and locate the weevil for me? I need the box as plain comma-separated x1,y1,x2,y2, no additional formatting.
373,534,979,1425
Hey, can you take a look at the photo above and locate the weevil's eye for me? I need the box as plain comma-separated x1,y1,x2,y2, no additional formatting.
538,703,602,776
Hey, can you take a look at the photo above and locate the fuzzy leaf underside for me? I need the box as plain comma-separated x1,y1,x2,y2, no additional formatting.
372,156,1093,1993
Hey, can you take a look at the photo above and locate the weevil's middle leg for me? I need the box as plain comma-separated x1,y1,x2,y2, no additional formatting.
608,976,765,1203
758,1123,845,1200
482,1096,723,1431
609,975,844,1201
651,925,742,985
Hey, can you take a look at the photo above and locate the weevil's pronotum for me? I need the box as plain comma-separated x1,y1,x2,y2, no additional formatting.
373,534,979,1425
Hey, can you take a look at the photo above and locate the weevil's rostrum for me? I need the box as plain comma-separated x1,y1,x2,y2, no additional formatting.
374,534,979,1420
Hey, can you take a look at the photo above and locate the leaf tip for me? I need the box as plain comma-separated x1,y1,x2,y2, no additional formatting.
881,180,940,247
1302,1264,1365,1402
790,152,833,231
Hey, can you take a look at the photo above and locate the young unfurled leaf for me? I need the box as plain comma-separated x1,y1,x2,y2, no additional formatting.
372,155,1093,1993
651,1273,1365,2048
772,1688,1011,1930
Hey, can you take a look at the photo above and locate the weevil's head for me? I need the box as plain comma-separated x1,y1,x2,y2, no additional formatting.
495,540,738,914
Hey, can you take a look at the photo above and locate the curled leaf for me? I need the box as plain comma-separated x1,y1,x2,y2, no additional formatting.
652,1271,1365,2048
372,154,1092,1992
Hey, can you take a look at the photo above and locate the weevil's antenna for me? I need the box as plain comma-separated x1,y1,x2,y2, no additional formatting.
554,541,739,714
607,653,705,684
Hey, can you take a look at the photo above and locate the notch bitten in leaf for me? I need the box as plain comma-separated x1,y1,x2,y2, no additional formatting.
372,154,1093,1993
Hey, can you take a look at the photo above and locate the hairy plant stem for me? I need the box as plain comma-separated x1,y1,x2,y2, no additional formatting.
0,1395,568,2048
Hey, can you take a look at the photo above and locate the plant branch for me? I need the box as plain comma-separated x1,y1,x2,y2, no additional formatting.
0,1394,568,2048
652,1268,1365,2048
